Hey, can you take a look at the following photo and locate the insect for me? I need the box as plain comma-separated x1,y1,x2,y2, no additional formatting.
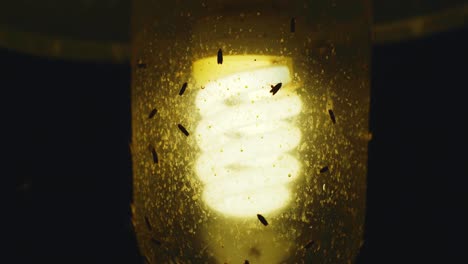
217,49,223,64
150,145,158,164
137,59,147,69
257,214,269,226
304,240,315,249
244,260,250,264
179,82,188,95
144,216,152,231
148,108,157,119
177,124,190,136
270,82,282,95
290,17,296,33
328,109,336,124
320,166,329,173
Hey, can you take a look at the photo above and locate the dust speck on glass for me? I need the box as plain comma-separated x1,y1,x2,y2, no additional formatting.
131,0,370,263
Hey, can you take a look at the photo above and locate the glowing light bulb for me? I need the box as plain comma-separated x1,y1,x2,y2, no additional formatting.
132,3,371,262
193,55,302,217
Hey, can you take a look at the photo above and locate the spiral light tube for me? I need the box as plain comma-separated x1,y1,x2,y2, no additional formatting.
194,56,302,217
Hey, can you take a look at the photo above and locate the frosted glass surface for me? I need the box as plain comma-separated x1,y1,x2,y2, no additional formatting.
131,1,370,263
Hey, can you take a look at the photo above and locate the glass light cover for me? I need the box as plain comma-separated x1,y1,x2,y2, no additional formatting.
131,1,371,263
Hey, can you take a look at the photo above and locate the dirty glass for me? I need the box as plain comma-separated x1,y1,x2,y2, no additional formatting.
131,1,371,263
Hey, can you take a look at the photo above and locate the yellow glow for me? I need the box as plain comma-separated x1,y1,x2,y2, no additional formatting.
193,55,302,217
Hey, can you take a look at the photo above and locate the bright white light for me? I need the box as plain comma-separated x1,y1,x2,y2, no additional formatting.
194,57,302,217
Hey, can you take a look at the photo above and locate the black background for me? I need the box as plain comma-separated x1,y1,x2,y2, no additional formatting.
10,26,467,263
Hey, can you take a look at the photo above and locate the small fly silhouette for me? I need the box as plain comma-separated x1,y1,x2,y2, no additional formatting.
179,82,188,96
148,108,157,119
178,124,190,136
217,49,223,64
150,145,158,164
270,83,282,95
257,214,269,226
